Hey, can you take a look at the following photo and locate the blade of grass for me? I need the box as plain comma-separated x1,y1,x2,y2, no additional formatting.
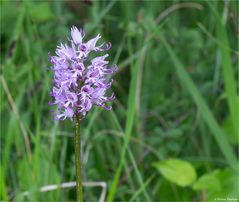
129,174,155,202
93,129,161,159
213,4,238,140
108,21,167,201
155,2,203,24
127,149,151,201
107,39,148,201
197,22,238,55
107,110,152,201
84,108,101,145
0,75,32,164
87,0,117,33
0,164,9,201
160,34,237,169
107,111,137,190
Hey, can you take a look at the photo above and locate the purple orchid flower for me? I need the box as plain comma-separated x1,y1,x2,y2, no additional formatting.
49,26,117,120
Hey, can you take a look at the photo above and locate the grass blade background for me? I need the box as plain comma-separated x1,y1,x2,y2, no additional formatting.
107,37,147,202
129,174,155,202
160,34,237,170
213,4,238,141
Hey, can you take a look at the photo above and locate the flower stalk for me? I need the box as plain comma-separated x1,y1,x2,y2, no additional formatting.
74,113,83,202
49,26,117,201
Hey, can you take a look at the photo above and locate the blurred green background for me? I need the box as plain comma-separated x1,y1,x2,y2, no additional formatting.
0,0,238,201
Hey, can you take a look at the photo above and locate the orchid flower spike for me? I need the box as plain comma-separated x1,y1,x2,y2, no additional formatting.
49,26,117,120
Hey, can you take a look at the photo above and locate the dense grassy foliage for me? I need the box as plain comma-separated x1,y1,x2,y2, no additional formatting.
0,1,238,201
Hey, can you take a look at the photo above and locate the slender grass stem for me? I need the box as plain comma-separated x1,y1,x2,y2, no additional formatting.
75,114,83,202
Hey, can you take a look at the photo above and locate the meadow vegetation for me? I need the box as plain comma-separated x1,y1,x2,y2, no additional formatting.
0,1,238,201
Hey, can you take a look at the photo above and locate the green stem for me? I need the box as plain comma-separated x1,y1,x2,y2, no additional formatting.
75,114,83,202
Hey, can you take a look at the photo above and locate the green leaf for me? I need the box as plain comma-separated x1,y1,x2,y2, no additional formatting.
193,170,221,191
29,3,54,22
153,158,197,187
192,169,238,201
206,169,238,201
